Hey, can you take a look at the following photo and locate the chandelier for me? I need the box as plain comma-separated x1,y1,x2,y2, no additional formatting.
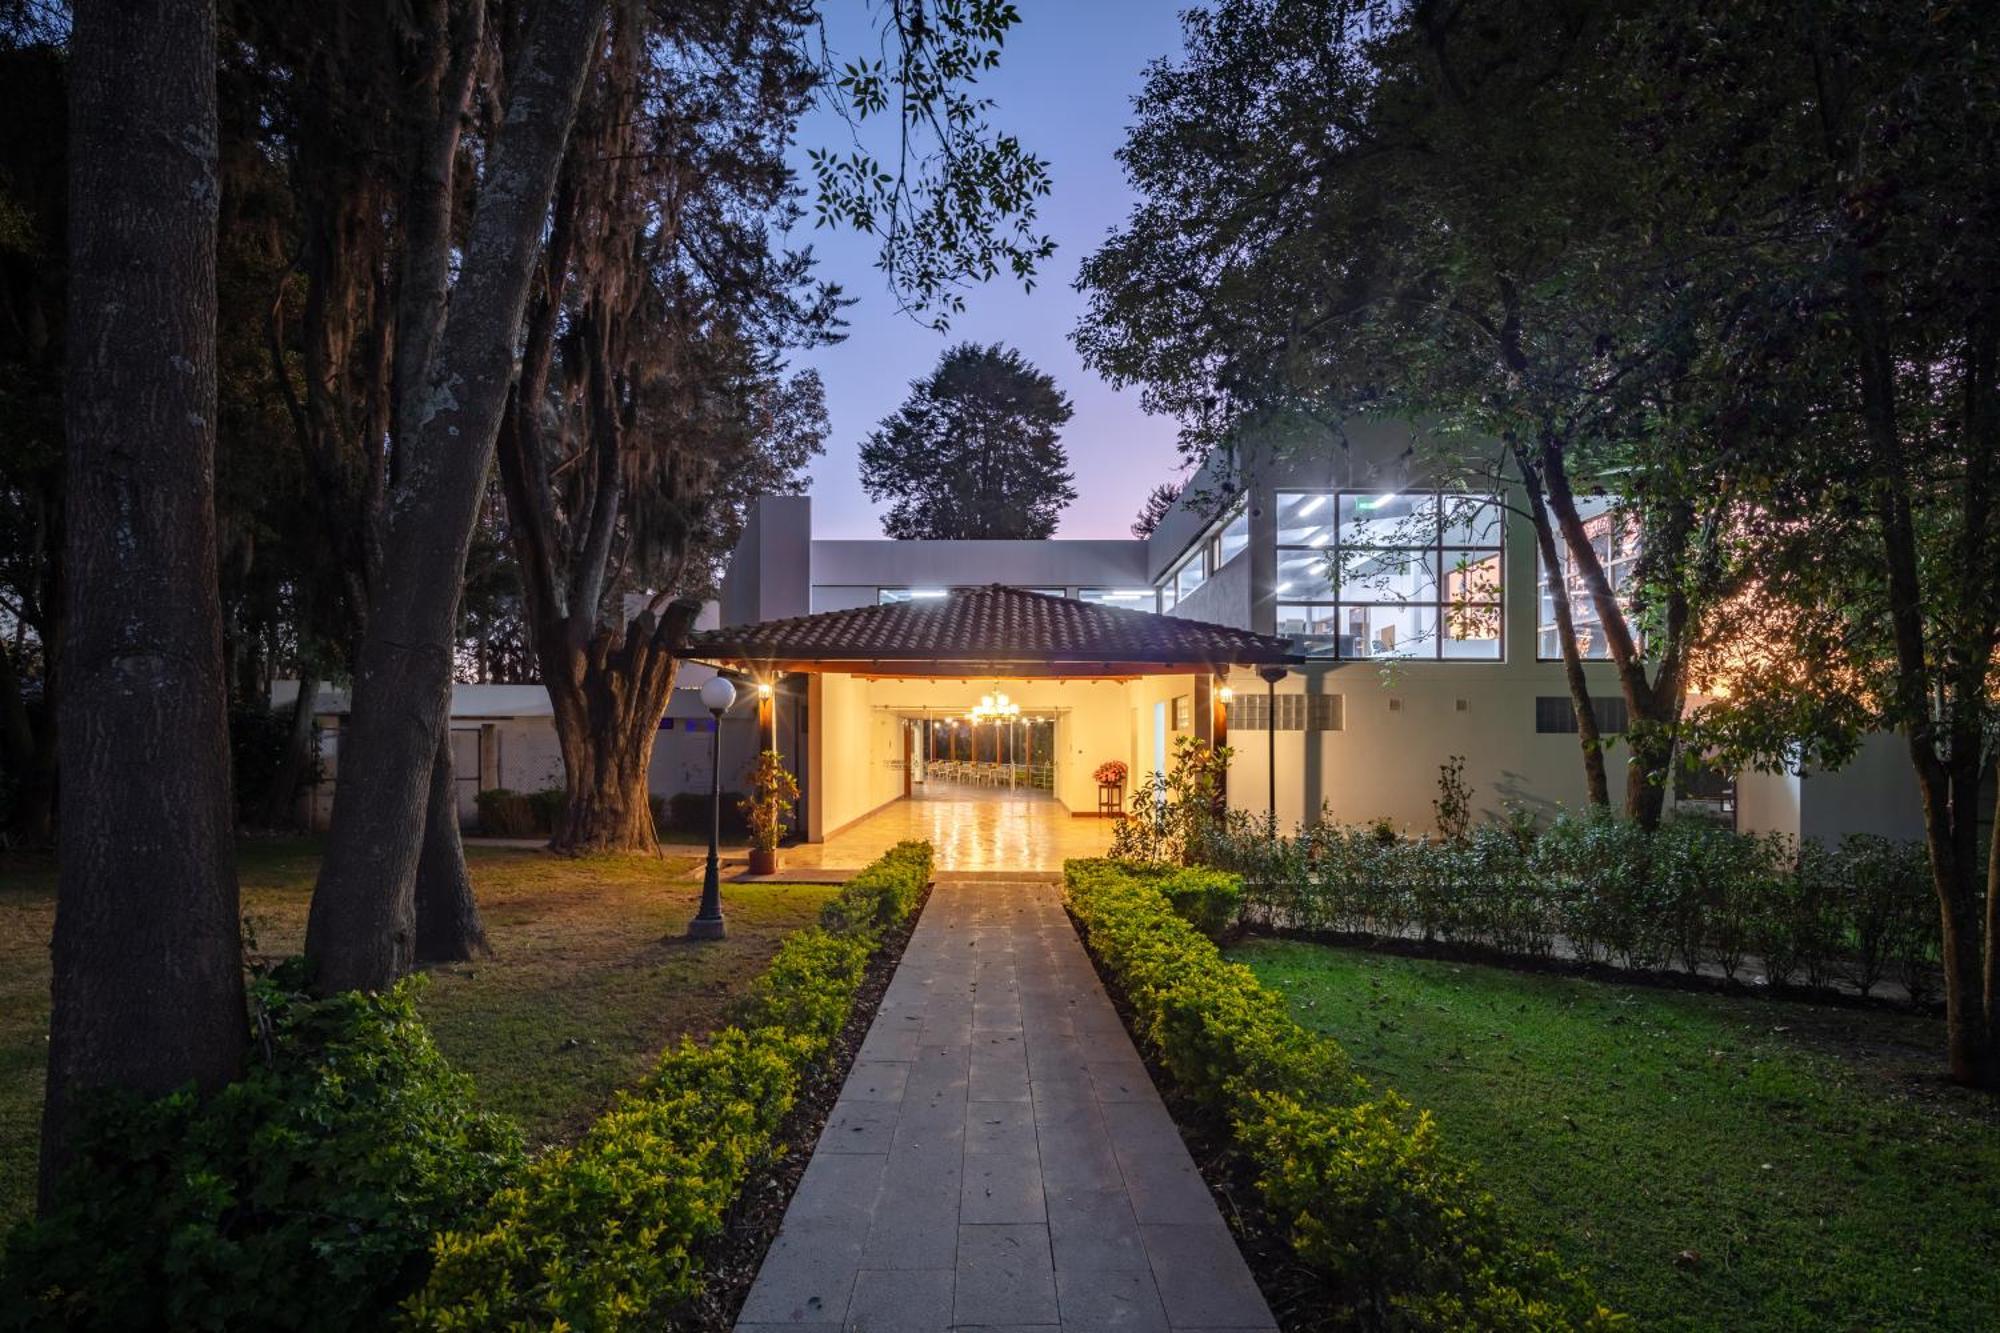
967,689,1021,722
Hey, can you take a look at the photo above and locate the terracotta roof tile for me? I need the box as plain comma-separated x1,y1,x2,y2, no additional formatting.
689,584,1297,674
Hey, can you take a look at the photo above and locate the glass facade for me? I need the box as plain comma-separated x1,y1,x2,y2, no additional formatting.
1275,490,1503,660
1536,497,1639,659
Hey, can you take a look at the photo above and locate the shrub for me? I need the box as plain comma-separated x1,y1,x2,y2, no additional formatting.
230,702,324,825
1158,865,1244,940
820,839,933,934
475,787,540,837
407,841,930,1330
1,966,523,1333
664,789,750,840
1208,809,1938,1002
1065,860,1618,1328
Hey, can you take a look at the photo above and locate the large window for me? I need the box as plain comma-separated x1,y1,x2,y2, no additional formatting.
1536,497,1639,659
1275,490,1503,660
1158,501,1248,611
878,587,950,603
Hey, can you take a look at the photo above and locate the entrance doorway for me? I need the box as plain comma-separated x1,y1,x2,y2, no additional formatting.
909,711,1056,795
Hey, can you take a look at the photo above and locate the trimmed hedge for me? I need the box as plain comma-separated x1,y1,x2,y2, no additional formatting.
405,840,932,1330
1208,812,1937,1001
1065,859,1622,1330
1,966,523,1332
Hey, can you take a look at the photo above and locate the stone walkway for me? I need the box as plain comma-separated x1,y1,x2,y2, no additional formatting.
737,876,1275,1332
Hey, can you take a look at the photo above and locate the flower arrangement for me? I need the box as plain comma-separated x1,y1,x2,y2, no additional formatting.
1094,759,1128,787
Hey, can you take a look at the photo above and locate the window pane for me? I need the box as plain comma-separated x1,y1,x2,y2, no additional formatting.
1442,495,1503,545
1176,558,1206,599
1441,549,1502,602
1338,548,1437,604
1442,603,1502,658
1336,604,1438,658
1216,508,1250,566
1079,587,1156,608
1277,603,1340,641
1276,491,1335,546
1275,551,1337,601
1338,491,1438,547
879,587,950,603
1535,494,1637,660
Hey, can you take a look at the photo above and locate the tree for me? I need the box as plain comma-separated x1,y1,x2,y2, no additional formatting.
304,0,1054,990
861,342,1076,539
41,0,247,1203
492,1,831,856
304,0,610,995
1652,0,2000,1088
1075,0,1750,827
1130,480,1181,538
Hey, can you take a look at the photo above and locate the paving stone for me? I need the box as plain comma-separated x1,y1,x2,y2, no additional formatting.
785,1152,887,1228
964,1101,1038,1157
1047,1183,1149,1272
737,1222,864,1325
845,1267,955,1330
819,1101,901,1155
845,1060,913,1103
1055,1268,1170,1331
955,1224,1058,1326
1139,1224,1276,1329
960,1151,1046,1225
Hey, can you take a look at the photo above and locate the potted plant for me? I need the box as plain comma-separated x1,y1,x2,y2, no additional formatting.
739,749,799,875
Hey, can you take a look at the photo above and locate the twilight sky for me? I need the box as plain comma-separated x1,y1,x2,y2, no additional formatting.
780,1,1194,540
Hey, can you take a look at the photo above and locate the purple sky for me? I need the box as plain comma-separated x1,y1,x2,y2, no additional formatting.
781,1,1193,540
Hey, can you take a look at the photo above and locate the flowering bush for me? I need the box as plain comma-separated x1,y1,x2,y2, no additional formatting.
1093,759,1128,786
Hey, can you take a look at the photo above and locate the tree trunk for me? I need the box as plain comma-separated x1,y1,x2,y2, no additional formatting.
545,602,700,855
415,726,489,964
41,0,246,1207
1513,442,1609,808
257,676,319,829
305,0,607,996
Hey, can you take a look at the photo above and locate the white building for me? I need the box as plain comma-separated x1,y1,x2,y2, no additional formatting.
698,418,1923,844
284,418,1925,845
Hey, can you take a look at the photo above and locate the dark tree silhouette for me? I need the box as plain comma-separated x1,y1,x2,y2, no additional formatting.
861,343,1076,540
1130,481,1182,538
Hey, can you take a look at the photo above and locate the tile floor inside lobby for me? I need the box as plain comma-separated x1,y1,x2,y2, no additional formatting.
781,783,1117,873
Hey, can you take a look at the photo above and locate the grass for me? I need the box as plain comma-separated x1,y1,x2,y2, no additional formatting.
1229,937,2000,1332
0,839,836,1231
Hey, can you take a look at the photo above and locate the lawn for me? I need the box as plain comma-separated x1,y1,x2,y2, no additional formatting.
0,840,836,1231
1229,938,2000,1332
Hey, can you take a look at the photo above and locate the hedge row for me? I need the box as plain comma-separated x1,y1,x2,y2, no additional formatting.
405,839,932,1330
1206,813,1938,1000
1065,859,1622,1331
473,788,750,841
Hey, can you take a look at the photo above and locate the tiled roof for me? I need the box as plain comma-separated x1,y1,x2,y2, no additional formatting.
689,584,1298,675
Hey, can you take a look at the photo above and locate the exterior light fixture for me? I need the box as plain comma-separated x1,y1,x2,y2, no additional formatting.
689,675,736,940
1218,685,1234,703
757,681,772,698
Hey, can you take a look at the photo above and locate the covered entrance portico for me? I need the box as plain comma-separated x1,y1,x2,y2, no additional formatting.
686,585,1299,871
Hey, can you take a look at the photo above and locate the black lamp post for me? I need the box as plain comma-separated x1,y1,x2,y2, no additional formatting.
1258,665,1289,836
689,674,736,940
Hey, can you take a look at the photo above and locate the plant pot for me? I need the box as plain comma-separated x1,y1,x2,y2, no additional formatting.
748,846,779,876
